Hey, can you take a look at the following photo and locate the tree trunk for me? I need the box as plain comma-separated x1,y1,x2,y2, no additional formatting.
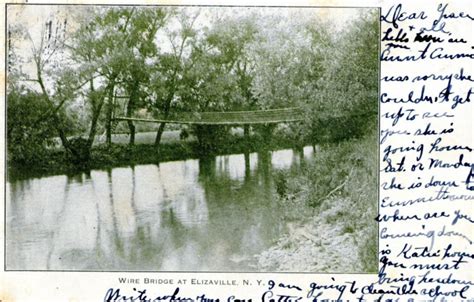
244,124,250,151
261,124,275,149
154,122,167,147
53,114,73,154
244,151,250,181
86,80,109,157
244,124,250,137
105,79,116,146
87,104,103,149
127,120,136,145
154,63,181,149
36,69,73,154
126,81,139,146
154,93,174,148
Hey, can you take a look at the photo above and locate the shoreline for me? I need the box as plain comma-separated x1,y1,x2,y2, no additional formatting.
255,132,378,273
7,133,310,182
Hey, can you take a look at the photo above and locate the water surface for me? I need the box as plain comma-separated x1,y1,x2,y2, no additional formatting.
6,147,314,271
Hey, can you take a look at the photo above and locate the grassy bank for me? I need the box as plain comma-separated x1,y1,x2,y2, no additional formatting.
7,130,303,181
257,130,378,273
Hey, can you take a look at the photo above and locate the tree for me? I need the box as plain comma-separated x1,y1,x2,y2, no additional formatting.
208,15,259,147
177,13,260,152
9,6,172,165
246,12,328,145
149,8,200,148
65,8,123,161
301,10,379,143
7,6,379,169
66,6,168,156
97,8,168,145
7,89,57,166
106,7,167,145
21,12,84,161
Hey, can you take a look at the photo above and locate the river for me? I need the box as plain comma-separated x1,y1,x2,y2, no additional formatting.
6,147,315,271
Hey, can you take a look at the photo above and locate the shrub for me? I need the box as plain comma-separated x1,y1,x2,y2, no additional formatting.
7,91,56,166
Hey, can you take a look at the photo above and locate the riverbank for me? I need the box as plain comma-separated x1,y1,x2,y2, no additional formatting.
256,131,378,273
7,130,305,181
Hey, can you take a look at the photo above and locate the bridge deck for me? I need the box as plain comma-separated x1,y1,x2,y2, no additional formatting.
114,107,304,125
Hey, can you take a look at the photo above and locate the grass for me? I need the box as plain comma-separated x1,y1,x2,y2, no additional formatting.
258,129,378,272
7,129,302,181
94,130,192,145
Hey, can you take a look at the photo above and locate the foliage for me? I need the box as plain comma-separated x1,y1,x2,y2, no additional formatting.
7,6,379,168
264,128,378,272
7,90,56,165
302,11,379,143
7,7,380,274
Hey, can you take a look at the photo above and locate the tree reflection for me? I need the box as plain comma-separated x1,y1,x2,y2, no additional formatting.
7,146,311,271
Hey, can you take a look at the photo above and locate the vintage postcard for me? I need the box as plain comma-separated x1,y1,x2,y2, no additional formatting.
0,0,472,301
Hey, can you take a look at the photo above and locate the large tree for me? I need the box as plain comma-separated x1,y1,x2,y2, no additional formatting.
176,13,260,151
8,6,378,167
13,10,86,162
302,10,379,143
109,8,168,145
148,8,200,147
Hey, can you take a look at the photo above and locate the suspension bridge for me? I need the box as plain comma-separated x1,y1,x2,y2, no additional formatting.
113,107,304,125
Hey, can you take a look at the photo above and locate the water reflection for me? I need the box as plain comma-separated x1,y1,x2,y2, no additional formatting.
7,147,314,271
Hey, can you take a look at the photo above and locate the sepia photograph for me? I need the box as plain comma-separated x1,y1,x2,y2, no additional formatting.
5,4,379,272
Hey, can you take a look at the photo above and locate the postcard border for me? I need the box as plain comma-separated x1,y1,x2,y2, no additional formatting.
3,2,382,275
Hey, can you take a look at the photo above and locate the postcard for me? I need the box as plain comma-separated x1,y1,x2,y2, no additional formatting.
0,0,472,301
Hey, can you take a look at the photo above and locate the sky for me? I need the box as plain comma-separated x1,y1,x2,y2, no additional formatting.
7,4,375,92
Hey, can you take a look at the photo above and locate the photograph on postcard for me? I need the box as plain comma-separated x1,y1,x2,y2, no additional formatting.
5,4,379,272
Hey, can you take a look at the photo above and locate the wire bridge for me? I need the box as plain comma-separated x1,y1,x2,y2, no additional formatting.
114,107,304,125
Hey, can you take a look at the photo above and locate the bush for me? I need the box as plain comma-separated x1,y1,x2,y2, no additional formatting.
7,90,56,166
192,125,232,155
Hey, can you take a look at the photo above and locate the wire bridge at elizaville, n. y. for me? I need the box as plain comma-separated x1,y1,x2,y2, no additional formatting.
114,107,304,125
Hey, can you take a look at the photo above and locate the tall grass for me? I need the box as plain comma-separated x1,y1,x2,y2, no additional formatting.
271,129,378,272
